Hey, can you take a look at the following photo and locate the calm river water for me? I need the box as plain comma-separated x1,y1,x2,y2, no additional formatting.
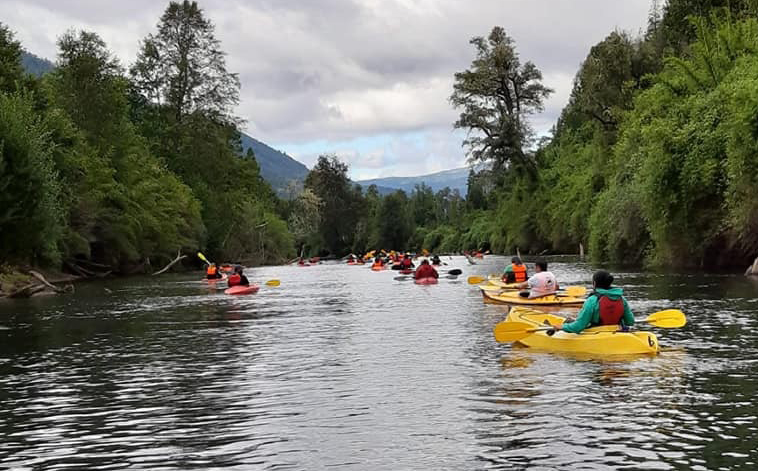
1,256,757,470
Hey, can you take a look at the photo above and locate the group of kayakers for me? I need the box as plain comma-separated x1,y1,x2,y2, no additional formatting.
206,263,250,287
501,257,633,334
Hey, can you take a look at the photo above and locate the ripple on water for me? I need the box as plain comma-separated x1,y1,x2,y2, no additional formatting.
0,258,756,469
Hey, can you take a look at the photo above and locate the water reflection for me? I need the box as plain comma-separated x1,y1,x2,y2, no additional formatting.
0,257,756,469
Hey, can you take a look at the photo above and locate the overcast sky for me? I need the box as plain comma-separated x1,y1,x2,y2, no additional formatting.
3,0,652,179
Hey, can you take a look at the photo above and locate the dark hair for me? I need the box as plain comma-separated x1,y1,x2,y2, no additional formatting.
593,270,614,289
421,259,429,265
535,259,547,271
511,256,522,264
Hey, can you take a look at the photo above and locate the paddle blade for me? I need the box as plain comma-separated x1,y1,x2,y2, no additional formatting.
265,279,280,287
645,309,686,328
448,269,462,276
468,276,486,285
563,286,587,297
197,252,210,265
493,321,537,343
393,276,411,281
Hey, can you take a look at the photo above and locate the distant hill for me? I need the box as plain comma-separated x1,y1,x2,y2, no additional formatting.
356,166,471,196
240,133,309,196
21,51,55,76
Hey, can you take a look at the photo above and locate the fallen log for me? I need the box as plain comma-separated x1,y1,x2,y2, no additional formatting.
746,256,758,276
29,270,64,293
8,283,46,298
152,250,187,275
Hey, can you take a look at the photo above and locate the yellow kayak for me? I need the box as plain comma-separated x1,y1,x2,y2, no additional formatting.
481,289,585,306
483,278,522,289
499,307,659,355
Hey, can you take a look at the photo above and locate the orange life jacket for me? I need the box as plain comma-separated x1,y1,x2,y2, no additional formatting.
228,274,241,287
598,296,624,325
512,263,527,282
206,266,217,276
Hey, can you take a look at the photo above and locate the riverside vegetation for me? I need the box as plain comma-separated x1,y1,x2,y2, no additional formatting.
2,0,758,295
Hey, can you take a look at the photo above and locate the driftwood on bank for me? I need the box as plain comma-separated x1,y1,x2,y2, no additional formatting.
152,250,187,275
29,270,64,293
746,256,758,276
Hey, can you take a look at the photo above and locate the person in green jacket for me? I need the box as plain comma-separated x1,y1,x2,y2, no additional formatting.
551,270,635,334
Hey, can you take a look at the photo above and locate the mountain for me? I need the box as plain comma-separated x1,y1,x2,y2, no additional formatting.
356,166,471,196
21,51,55,76
240,133,309,195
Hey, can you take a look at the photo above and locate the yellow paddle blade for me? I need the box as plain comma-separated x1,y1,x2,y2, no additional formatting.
493,321,541,343
563,286,587,297
468,276,486,285
197,252,210,264
265,279,280,287
645,309,686,328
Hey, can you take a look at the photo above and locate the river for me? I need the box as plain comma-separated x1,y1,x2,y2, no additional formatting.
0,256,756,470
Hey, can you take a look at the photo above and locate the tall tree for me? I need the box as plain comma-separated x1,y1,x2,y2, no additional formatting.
0,22,24,93
450,26,552,173
130,0,239,124
304,155,361,255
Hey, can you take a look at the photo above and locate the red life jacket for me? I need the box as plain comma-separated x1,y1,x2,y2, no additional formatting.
401,258,412,268
512,263,527,282
228,274,241,287
598,296,625,325
414,264,438,279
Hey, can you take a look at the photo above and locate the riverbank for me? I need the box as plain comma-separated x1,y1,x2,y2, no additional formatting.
0,265,78,298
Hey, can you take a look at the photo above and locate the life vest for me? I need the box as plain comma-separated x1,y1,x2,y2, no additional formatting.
597,296,625,325
206,266,217,276
511,263,527,282
228,274,241,287
401,258,412,268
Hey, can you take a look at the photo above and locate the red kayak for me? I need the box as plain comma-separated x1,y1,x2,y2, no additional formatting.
224,284,260,295
414,277,438,285
400,269,414,275
371,265,386,271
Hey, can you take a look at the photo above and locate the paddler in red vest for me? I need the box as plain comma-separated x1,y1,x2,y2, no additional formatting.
414,259,438,279
400,253,414,269
550,270,635,334
502,256,528,283
206,263,223,279
227,265,249,287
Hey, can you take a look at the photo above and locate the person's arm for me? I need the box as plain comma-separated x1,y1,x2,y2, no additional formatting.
560,297,598,333
621,298,635,327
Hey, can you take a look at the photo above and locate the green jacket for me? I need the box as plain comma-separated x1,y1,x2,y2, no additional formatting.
561,287,635,333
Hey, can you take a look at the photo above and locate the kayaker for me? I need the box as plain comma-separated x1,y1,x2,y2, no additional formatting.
373,256,384,267
206,263,223,279
431,255,442,266
401,253,415,269
414,259,439,279
517,259,558,298
227,265,250,287
502,256,528,283
550,270,634,334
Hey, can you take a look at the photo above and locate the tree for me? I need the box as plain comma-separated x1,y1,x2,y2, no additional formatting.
450,26,552,173
131,0,240,124
304,155,361,255
0,22,24,93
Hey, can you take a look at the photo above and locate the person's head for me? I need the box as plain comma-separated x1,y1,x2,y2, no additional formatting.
534,259,547,272
511,256,522,265
421,259,429,265
234,265,244,274
592,270,614,289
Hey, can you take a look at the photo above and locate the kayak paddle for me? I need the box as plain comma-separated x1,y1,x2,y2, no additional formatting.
395,269,461,281
493,309,687,343
197,252,211,266
468,276,487,284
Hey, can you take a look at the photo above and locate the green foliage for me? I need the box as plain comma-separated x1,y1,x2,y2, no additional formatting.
450,26,552,173
0,93,64,264
0,23,24,93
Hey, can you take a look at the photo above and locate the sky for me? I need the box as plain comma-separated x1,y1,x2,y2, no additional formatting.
2,0,652,179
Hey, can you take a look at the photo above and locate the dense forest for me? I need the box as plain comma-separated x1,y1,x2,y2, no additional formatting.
2,0,758,274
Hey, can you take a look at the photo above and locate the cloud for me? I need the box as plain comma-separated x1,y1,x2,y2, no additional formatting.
3,0,652,177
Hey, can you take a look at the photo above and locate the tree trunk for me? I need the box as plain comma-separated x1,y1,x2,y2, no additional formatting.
153,250,187,275
746,256,758,276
